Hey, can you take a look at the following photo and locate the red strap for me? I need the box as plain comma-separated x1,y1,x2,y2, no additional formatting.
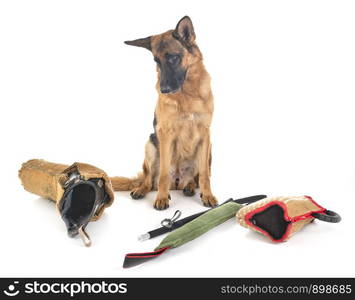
123,247,171,268
290,209,326,223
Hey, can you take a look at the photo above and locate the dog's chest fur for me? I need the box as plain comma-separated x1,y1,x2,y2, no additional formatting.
156,95,212,158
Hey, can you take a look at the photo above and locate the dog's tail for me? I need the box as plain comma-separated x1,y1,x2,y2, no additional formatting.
109,174,143,191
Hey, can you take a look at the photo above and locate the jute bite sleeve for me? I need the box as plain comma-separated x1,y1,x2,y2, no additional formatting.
19,159,114,246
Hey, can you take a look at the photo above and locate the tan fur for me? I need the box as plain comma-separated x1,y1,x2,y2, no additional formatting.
113,18,217,209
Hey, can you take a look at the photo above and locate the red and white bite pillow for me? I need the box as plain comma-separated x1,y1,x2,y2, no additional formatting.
236,196,341,242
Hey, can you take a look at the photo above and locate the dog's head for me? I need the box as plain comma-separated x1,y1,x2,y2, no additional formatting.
125,16,201,94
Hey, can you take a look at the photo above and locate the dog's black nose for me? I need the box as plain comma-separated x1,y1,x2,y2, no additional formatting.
160,86,172,94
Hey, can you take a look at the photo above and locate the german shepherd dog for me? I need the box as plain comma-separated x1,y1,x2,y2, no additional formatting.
111,16,217,210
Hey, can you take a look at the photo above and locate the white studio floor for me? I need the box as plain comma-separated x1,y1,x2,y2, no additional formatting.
2,161,354,277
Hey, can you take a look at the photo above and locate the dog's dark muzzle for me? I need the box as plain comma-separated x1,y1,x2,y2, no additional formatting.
160,86,177,94
159,64,186,94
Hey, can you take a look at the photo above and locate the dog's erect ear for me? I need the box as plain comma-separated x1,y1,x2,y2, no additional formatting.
124,36,152,51
173,16,196,45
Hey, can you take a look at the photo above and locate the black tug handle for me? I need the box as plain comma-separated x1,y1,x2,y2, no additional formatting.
312,210,341,223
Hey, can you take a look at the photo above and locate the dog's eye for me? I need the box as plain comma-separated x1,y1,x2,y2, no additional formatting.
154,57,161,65
167,55,180,65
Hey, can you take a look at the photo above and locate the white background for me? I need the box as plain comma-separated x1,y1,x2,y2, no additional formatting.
0,0,354,277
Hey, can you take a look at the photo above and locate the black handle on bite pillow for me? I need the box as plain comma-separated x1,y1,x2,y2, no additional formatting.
312,210,341,223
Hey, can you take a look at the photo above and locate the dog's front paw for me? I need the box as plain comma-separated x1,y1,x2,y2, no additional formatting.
200,193,218,207
154,194,171,210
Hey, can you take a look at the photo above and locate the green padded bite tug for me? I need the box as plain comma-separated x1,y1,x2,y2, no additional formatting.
156,201,242,250
123,195,266,268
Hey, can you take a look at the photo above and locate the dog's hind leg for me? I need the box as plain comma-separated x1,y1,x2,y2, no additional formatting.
130,140,158,199
183,180,197,197
181,163,198,196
